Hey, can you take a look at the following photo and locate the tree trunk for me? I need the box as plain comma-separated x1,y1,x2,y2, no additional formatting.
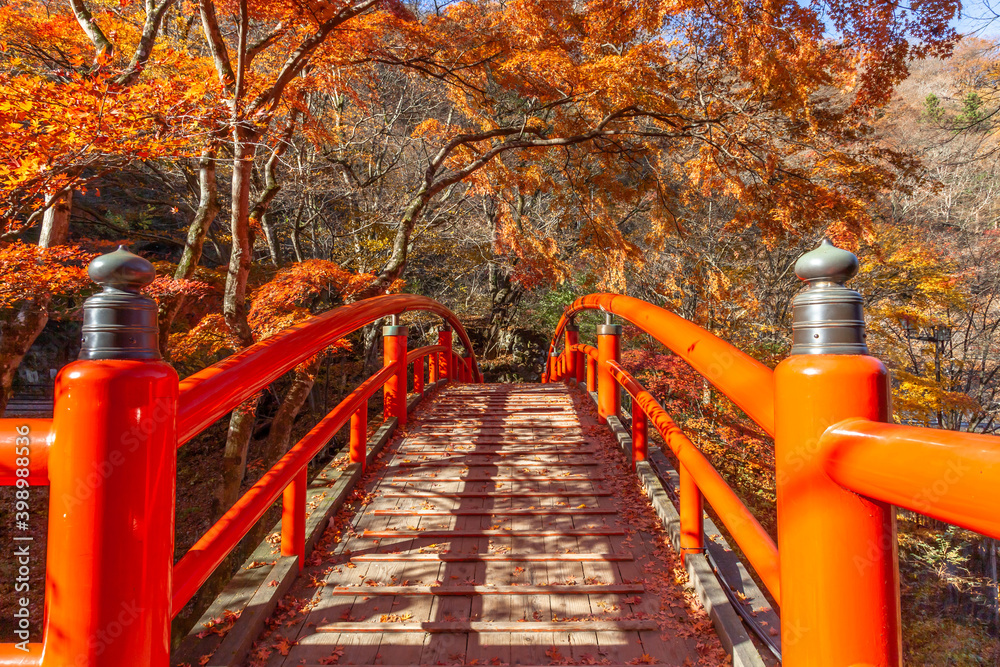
216,125,260,515
0,190,72,415
484,261,522,356
224,127,257,347
251,112,297,268
158,147,219,357
261,210,282,267
215,399,258,518
262,356,322,466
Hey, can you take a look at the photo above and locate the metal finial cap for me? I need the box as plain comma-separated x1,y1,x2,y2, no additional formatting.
790,239,867,355
794,238,859,284
88,245,156,292
80,246,161,360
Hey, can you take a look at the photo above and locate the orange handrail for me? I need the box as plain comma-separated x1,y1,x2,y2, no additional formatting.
549,294,774,435
177,294,481,446
407,344,446,365
607,361,781,601
0,419,51,485
821,418,1000,540
570,343,598,360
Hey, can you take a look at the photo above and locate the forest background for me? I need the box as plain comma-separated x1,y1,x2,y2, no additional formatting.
1,0,1000,661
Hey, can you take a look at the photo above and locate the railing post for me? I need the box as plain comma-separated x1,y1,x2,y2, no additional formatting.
774,240,899,665
461,351,471,383
437,324,452,382
414,355,425,394
678,464,704,562
564,321,578,383
281,467,307,570
550,351,561,382
586,354,597,393
44,247,177,667
383,318,408,425
596,314,621,424
429,348,439,383
350,403,368,469
632,402,647,469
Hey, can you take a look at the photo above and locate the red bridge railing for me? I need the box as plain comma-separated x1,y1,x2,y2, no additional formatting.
541,242,1000,666
0,247,480,667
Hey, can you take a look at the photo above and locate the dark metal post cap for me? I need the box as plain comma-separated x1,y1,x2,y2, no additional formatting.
564,322,579,332
383,325,409,336
88,245,156,292
439,323,453,332
596,324,622,336
790,239,868,355
80,246,161,360
795,239,859,284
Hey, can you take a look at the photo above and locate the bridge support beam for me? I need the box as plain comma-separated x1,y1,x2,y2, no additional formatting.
43,247,177,667
775,240,900,666
596,317,621,425
383,323,408,426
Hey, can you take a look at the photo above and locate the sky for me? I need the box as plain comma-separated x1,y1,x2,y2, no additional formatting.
954,0,1000,38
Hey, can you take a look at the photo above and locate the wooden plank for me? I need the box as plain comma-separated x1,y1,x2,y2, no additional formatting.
382,476,605,482
316,620,659,632
350,553,633,562
397,449,599,455
394,460,598,467
325,584,644,595
362,529,625,537
372,508,615,516
378,490,612,498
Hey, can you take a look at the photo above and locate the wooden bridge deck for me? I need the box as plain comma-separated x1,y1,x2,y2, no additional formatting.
249,384,727,667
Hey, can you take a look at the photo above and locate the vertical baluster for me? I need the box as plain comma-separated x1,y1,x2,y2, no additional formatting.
564,322,578,383
678,464,704,564
281,467,307,569
632,400,648,469
438,325,452,382
414,355,425,394
350,402,368,469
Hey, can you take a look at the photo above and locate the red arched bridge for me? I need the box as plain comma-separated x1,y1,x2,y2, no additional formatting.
1,241,997,667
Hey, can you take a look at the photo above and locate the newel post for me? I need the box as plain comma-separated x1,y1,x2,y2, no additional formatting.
383,316,408,425
44,247,178,667
596,313,621,425
774,240,900,665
